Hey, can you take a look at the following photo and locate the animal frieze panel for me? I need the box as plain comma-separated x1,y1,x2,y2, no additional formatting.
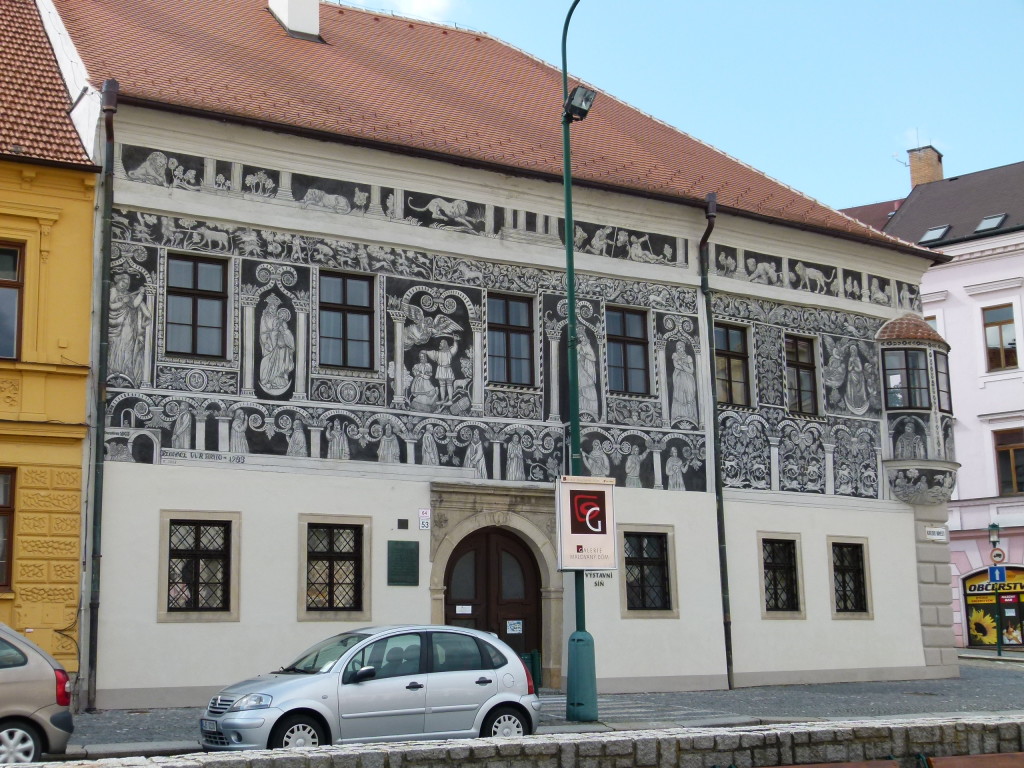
787,259,841,297
842,270,864,302
821,335,881,418
293,174,371,215
719,249,785,286
866,274,894,307
400,191,487,235
560,220,683,266
121,144,203,191
386,278,483,417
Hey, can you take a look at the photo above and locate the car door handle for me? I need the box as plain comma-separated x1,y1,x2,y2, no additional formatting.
406,682,424,690
475,677,493,685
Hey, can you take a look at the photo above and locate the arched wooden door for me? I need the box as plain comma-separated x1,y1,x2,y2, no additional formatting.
443,528,541,655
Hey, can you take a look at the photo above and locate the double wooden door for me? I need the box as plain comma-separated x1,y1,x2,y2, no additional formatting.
443,528,540,655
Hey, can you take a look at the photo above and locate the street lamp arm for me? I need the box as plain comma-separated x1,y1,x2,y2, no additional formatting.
561,0,583,103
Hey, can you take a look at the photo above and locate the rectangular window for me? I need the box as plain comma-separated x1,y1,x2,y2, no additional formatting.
0,244,22,360
832,542,868,613
924,315,938,331
487,295,533,385
624,532,670,611
714,323,750,406
882,349,930,409
996,429,1024,496
984,304,1018,371
935,352,952,413
0,470,13,588
606,308,649,394
785,335,818,415
762,537,800,613
167,519,231,612
166,255,227,357
306,523,363,611
319,273,373,369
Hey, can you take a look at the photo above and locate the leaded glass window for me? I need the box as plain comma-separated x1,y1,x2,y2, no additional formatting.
763,538,799,612
167,520,230,611
624,532,670,610
833,542,868,613
306,524,363,611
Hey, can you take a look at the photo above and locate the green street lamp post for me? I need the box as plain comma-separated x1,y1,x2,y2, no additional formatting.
561,0,599,723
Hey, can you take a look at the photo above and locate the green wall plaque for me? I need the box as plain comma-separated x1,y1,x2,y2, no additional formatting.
387,541,419,586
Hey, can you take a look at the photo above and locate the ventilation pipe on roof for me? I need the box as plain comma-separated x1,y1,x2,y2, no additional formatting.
698,193,734,690
269,0,320,39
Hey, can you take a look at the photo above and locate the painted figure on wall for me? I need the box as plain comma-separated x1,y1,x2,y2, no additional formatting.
286,420,308,457
326,418,350,460
664,446,685,490
230,411,249,453
466,428,488,478
505,433,525,481
171,407,192,449
108,273,151,386
259,297,295,395
425,338,459,405
378,423,401,463
624,442,650,488
583,439,610,477
670,341,698,426
421,429,440,466
577,330,599,418
895,421,926,460
409,351,439,411
822,337,876,417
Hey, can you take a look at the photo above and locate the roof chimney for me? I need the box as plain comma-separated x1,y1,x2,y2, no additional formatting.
908,145,943,187
269,0,320,39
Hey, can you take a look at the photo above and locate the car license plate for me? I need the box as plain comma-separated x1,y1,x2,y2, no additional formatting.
200,719,219,733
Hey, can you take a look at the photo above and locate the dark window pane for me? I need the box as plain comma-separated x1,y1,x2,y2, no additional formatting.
984,305,1014,324
166,325,192,353
348,314,370,342
347,279,370,307
625,312,644,338
0,249,18,281
320,311,342,338
197,262,223,292
606,311,623,337
197,298,222,326
168,259,193,288
0,288,17,358
501,551,525,600
196,327,222,356
488,297,506,325
321,276,343,305
450,551,475,601
347,340,370,368
508,301,530,327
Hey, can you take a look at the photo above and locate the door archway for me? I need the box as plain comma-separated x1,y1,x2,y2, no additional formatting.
444,527,541,655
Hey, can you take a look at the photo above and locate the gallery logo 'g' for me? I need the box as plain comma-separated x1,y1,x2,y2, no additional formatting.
569,490,606,534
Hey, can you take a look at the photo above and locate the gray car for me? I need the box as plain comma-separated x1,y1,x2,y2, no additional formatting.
200,625,540,750
0,623,74,762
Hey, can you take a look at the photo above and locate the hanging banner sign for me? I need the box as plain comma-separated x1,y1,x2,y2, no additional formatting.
556,475,617,571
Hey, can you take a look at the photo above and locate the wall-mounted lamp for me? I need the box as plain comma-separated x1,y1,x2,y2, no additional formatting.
989,522,1001,547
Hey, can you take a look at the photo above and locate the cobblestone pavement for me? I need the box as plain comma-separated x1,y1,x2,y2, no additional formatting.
66,656,1024,753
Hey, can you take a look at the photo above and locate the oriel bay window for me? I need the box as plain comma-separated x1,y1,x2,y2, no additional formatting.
606,308,649,395
882,349,930,409
166,255,227,357
487,294,533,385
320,273,373,369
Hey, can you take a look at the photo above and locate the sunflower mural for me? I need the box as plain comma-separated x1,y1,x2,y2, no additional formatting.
969,607,998,645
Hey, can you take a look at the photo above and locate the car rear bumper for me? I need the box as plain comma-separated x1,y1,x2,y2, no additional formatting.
36,704,74,754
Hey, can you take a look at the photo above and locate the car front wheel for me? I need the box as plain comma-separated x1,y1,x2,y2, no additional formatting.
268,713,327,749
0,721,42,763
481,706,528,738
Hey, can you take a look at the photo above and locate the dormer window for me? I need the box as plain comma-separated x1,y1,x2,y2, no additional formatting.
975,214,1007,233
918,225,949,244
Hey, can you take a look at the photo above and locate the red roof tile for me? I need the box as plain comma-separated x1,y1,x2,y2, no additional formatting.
50,0,925,253
876,314,948,347
0,0,93,167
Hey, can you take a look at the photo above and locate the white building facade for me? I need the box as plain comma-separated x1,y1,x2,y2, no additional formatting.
39,0,959,707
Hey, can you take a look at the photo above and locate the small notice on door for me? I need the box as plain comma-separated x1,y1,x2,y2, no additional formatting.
456,605,472,615
506,619,523,635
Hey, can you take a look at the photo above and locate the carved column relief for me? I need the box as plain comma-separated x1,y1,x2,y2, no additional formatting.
389,310,407,408
655,336,670,428
769,436,781,491
823,442,836,495
546,329,561,422
240,296,258,397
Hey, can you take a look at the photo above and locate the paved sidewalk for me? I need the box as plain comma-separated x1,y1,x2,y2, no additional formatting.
58,651,1024,761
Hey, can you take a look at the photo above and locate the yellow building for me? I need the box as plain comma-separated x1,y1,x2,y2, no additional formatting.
0,0,99,671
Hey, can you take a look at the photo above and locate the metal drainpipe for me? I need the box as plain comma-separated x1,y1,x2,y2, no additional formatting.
86,79,119,712
697,193,734,689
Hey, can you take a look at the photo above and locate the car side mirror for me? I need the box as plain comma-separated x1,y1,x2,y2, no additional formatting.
349,666,376,684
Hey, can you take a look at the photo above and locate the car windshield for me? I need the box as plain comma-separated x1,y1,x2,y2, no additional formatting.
281,633,368,674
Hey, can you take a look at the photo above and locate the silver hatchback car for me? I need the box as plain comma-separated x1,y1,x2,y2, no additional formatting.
0,623,74,763
200,625,540,750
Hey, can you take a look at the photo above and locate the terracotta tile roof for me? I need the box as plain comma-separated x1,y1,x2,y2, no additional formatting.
50,0,924,253
840,199,903,233
0,0,92,167
876,314,948,347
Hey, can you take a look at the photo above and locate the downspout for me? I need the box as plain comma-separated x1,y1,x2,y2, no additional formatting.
87,79,118,711
697,193,734,689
